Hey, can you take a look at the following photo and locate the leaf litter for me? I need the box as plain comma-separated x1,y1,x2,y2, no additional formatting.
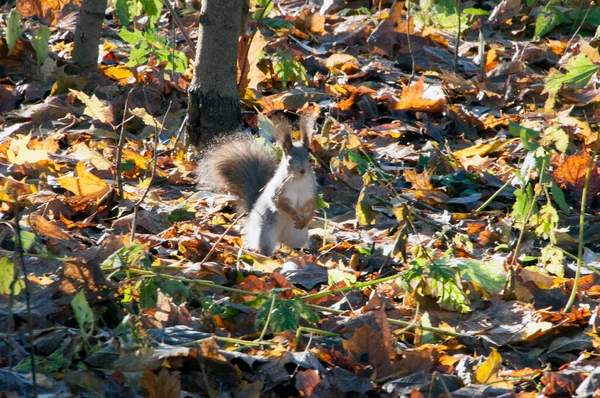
2,0,600,396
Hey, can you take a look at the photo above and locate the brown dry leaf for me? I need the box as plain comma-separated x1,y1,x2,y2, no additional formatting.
295,369,321,397
393,77,446,113
140,368,181,398
541,372,587,397
238,29,268,91
29,213,79,246
325,53,360,73
342,310,400,378
16,0,81,25
57,162,110,199
404,169,433,189
552,150,600,199
294,10,326,35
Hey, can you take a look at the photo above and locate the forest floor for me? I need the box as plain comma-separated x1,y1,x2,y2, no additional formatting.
2,0,600,397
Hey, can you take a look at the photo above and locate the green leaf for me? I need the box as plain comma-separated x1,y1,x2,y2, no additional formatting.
328,269,356,286
252,0,274,21
551,181,569,213
428,261,471,312
18,231,37,251
462,8,490,16
534,7,570,39
31,23,50,65
168,205,196,223
509,122,539,151
0,257,24,295
71,290,94,342
541,126,569,153
451,257,507,295
356,187,377,226
6,9,24,55
532,203,560,243
100,243,152,270
114,0,144,25
140,0,163,24
118,27,145,45
545,54,599,95
315,194,330,211
140,279,159,308
540,245,564,277
512,185,537,228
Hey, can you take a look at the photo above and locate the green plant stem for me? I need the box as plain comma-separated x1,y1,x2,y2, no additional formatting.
475,176,514,214
258,295,276,341
555,246,600,277
294,327,339,351
184,336,276,347
305,304,462,338
108,269,261,297
564,143,598,312
0,249,69,262
301,273,399,301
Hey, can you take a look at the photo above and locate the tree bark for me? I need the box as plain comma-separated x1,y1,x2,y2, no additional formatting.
186,0,243,146
72,0,107,73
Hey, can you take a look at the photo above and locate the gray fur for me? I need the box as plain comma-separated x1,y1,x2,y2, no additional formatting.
200,136,277,214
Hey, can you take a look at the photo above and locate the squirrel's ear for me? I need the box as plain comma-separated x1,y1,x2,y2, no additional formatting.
272,114,293,154
299,115,315,148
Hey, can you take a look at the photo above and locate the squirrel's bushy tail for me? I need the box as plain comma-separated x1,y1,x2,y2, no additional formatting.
200,137,277,214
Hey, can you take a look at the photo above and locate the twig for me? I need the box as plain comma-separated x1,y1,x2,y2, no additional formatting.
115,89,133,201
130,101,173,243
453,0,462,73
405,0,415,81
11,199,38,397
565,137,599,312
161,0,196,53
198,212,246,266
184,335,276,347
564,0,593,53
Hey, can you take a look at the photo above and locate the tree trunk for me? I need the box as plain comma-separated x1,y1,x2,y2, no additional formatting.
72,0,107,73
186,0,243,146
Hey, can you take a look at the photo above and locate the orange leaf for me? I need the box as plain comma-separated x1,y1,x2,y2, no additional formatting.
393,76,446,113
552,150,600,199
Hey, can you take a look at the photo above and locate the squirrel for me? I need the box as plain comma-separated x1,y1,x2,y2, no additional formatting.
202,114,317,256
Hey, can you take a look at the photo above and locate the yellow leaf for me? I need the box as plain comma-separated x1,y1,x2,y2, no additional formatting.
6,134,49,165
57,162,110,198
71,142,113,171
453,139,517,159
70,89,113,124
129,108,163,130
474,348,502,384
102,66,135,83
123,149,150,170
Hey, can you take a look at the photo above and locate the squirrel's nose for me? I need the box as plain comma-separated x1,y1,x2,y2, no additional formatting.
300,169,306,175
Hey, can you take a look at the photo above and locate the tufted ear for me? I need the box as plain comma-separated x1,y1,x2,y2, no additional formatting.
299,115,315,148
272,114,293,154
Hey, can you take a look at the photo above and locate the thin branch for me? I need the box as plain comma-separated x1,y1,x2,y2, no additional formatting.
115,89,133,201
130,101,173,243
12,199,38,397
161,0,196,53
453,0,462,73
